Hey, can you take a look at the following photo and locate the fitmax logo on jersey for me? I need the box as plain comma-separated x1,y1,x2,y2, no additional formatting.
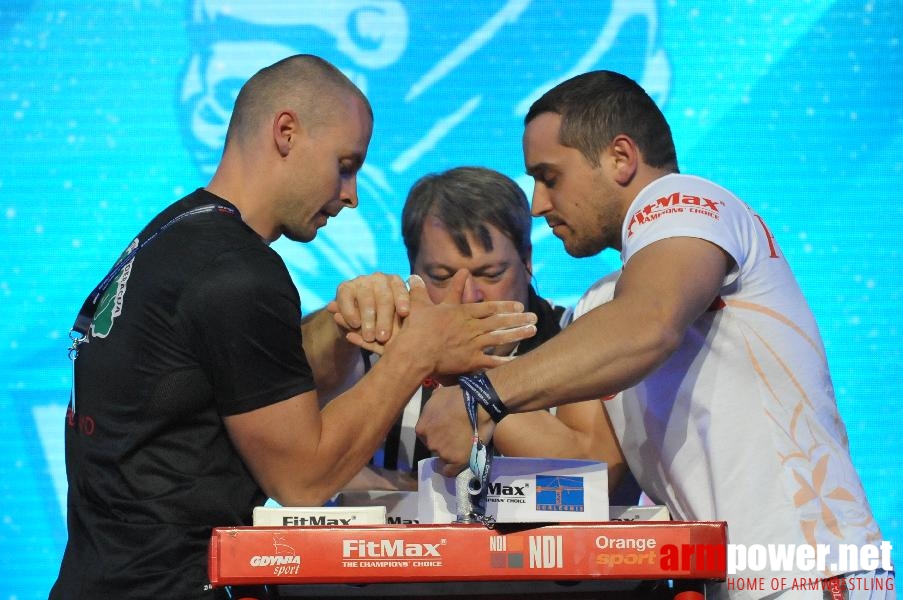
342,539,444,559
627,192,724,238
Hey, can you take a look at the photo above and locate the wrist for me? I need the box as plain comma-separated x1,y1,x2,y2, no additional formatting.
458,371,509,424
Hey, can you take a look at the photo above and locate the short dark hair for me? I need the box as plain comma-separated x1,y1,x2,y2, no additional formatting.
225,54,372,148
525,70,678,171
402,166,532,267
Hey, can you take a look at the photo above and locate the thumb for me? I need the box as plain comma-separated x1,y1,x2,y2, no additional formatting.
439,269,471,305
407,274,432,306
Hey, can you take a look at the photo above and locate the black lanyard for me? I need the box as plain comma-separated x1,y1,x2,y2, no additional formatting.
67,203,240,358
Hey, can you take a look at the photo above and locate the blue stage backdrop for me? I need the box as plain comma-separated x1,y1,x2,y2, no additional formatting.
1,1,900,596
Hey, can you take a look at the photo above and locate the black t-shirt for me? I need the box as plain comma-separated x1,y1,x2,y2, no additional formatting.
51,189,316,599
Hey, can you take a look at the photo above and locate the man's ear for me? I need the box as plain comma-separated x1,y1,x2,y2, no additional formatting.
273,110,300,157
608,134,639,186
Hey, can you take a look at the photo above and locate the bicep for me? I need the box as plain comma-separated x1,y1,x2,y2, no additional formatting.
223,389,323,502
615,236,732,335
185,253,315,415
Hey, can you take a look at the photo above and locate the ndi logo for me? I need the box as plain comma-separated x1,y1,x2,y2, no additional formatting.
535,476,584,512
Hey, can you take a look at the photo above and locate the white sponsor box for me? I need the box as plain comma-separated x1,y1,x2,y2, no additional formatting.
252,505,386,527
335,490,420,524
418,457,608,524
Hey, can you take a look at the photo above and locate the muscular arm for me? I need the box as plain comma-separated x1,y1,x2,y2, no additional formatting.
341,465,418,492
492,400,627,493
224,340,431,506
300,273,410,401
417,237,732,467
300,308,364,402
489,236,730,412
298,277,410,490
225,275,537,506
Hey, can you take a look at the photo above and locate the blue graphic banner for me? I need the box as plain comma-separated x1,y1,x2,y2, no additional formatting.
1,1,900,596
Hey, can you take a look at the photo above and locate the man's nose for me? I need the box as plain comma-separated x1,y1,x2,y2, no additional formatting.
340,174,359,208
530,186,551,217
460,271,484,303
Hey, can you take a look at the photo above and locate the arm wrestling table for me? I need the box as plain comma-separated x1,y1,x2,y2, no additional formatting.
209,521,727,599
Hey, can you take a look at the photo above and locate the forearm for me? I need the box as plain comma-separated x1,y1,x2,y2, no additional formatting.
415,239,730,473
300,308,363,398
291,280,540,501
492,402,627,493
488,299,679,413
412,300,671,474
489,239,728,414
265,344,432,506
341,465,418,492
494,411,590,459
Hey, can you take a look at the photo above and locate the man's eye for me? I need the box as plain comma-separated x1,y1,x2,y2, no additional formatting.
339,160,359,176
532,172,556,189
480,271,505,281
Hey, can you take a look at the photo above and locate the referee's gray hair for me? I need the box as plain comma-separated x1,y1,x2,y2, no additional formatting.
402,166,532,267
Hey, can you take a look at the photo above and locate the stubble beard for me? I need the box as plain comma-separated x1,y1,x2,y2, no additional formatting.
562,172,625,257
280,221,317,244
562,218,620,258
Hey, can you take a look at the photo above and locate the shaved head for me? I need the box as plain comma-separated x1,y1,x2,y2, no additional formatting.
224,54,372,148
